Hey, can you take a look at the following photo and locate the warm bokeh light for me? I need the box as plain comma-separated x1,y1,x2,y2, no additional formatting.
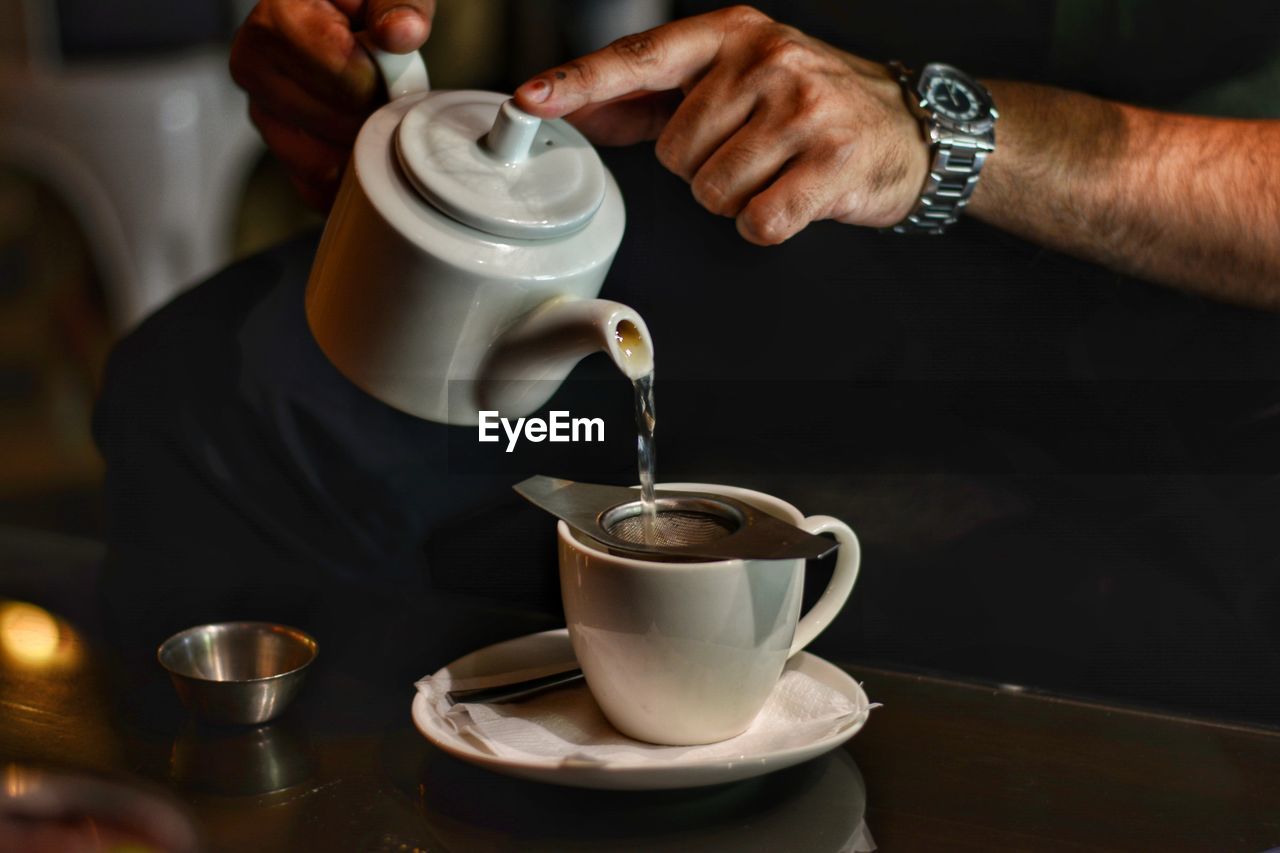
5,762,32,797
0,602,79,669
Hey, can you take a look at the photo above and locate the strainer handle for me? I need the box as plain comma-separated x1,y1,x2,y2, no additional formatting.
789,516,861,658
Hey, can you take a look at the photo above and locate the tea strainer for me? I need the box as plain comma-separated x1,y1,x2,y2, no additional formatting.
513,476,837,562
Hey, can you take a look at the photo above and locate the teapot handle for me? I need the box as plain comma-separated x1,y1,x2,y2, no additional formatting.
356,32,430,99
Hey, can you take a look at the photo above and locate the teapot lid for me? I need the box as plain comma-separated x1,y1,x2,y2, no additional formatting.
395,91,606,240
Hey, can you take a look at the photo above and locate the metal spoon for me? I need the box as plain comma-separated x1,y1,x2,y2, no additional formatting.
445,667,584,705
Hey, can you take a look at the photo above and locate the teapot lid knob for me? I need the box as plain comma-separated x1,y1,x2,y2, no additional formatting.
482,100,541,165
395,91,607,241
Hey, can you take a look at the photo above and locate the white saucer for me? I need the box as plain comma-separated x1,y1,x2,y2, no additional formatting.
411,629,872,790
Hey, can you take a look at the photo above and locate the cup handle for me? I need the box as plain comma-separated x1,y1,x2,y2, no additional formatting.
356,32,430,100
789,516,861,658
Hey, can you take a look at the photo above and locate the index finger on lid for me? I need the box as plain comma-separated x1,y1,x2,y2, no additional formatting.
514,16,726,119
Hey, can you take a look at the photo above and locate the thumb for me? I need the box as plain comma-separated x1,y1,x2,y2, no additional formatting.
364,0,435,53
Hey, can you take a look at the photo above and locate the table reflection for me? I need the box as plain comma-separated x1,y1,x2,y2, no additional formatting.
4,571,1278,850
0,600,123,775
1,764,199,853
170,720,311,796
414,746,873,852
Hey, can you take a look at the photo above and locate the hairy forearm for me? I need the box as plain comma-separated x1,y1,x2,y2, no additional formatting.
969,81,1280,310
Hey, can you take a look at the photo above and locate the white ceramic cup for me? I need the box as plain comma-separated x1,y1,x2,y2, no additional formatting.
558,483,861,745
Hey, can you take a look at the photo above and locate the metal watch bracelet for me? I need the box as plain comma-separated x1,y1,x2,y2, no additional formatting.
889,62,996,235
893,138,992,234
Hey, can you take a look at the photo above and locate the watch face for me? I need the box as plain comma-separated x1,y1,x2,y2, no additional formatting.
917,65,993,128
925,75,983,121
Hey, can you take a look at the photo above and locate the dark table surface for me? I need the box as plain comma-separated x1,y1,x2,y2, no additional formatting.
2,527,1279,852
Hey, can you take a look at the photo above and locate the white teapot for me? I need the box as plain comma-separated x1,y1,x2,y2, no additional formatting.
305,47,652,425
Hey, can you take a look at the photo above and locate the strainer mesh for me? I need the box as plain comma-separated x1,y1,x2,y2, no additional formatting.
606,510,735,547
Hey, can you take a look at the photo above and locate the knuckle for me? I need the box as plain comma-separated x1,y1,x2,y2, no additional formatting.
671,90,711,129
653,135,685,176
655,90,716,177
744,187,819,245
820,134,859,168
719,139,768,175
691,175,734,215
787,185,823,222
791,80,829,117
562,59,600,93
720,5,770,29
759,29,812,69
609,32,663,68
742,205,787,244
313,20,357,70
240,2,270,33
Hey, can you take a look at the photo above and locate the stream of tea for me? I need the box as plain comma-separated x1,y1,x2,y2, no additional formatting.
633,371,657,543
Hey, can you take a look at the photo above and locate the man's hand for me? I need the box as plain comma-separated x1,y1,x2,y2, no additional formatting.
513,5,927,245
231,0,435,210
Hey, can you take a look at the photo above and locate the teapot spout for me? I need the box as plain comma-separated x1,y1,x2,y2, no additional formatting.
480,297,653,416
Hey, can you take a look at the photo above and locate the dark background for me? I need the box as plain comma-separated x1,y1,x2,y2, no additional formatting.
15,0,1280,725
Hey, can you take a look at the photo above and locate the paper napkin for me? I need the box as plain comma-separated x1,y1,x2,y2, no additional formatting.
416,660,875,768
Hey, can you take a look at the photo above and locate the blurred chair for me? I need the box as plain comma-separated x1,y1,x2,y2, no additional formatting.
563,0,672,53
509,0,672,82
0,0,261,332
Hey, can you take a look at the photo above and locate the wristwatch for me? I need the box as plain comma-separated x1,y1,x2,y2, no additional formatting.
889,62,998,235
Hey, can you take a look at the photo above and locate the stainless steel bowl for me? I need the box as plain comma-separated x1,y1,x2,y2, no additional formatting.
158,622,318,725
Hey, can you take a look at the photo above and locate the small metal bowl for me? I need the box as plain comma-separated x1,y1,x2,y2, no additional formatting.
158,622,318,725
